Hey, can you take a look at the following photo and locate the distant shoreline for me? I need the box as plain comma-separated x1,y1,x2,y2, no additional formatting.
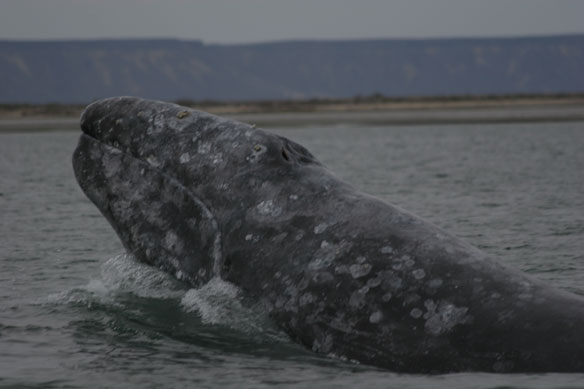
1,94,584,132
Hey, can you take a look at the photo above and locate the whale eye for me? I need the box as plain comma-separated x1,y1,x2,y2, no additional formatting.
281,148,290,161
253,145,262,152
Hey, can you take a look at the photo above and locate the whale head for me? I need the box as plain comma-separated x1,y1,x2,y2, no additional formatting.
73,96,322,285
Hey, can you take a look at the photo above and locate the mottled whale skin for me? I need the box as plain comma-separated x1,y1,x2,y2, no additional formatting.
73,97,584,373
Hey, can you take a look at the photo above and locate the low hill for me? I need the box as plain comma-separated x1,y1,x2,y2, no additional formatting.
1,35,583,103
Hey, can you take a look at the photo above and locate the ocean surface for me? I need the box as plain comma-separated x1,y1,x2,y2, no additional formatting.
1,120,584,388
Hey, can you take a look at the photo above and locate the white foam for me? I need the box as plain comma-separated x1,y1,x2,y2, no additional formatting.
181,277,285,340
181,277,239,320
45,254,184,305
98,253,185,299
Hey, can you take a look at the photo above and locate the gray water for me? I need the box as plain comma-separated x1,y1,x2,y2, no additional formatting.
1,121,584,388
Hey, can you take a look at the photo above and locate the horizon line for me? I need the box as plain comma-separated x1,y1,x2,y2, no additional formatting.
1,32,583,45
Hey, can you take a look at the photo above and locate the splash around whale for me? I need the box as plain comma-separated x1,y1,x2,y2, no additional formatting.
72,96,584,373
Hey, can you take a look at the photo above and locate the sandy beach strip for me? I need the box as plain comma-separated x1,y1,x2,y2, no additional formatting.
1,97,583,132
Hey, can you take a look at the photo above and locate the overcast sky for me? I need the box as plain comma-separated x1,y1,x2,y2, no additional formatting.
1,0,584,43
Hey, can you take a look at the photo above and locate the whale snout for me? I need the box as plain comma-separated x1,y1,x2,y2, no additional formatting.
80,96,153,154
79,96,226,168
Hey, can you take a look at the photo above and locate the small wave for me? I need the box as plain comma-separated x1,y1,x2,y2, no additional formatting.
181,277,285,341
45,253,185,305
44,254,288,343
44,278,117,307
181,277,240,323
99,253,186,299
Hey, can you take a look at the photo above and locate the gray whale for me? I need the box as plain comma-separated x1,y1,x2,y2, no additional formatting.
73,96,584,373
